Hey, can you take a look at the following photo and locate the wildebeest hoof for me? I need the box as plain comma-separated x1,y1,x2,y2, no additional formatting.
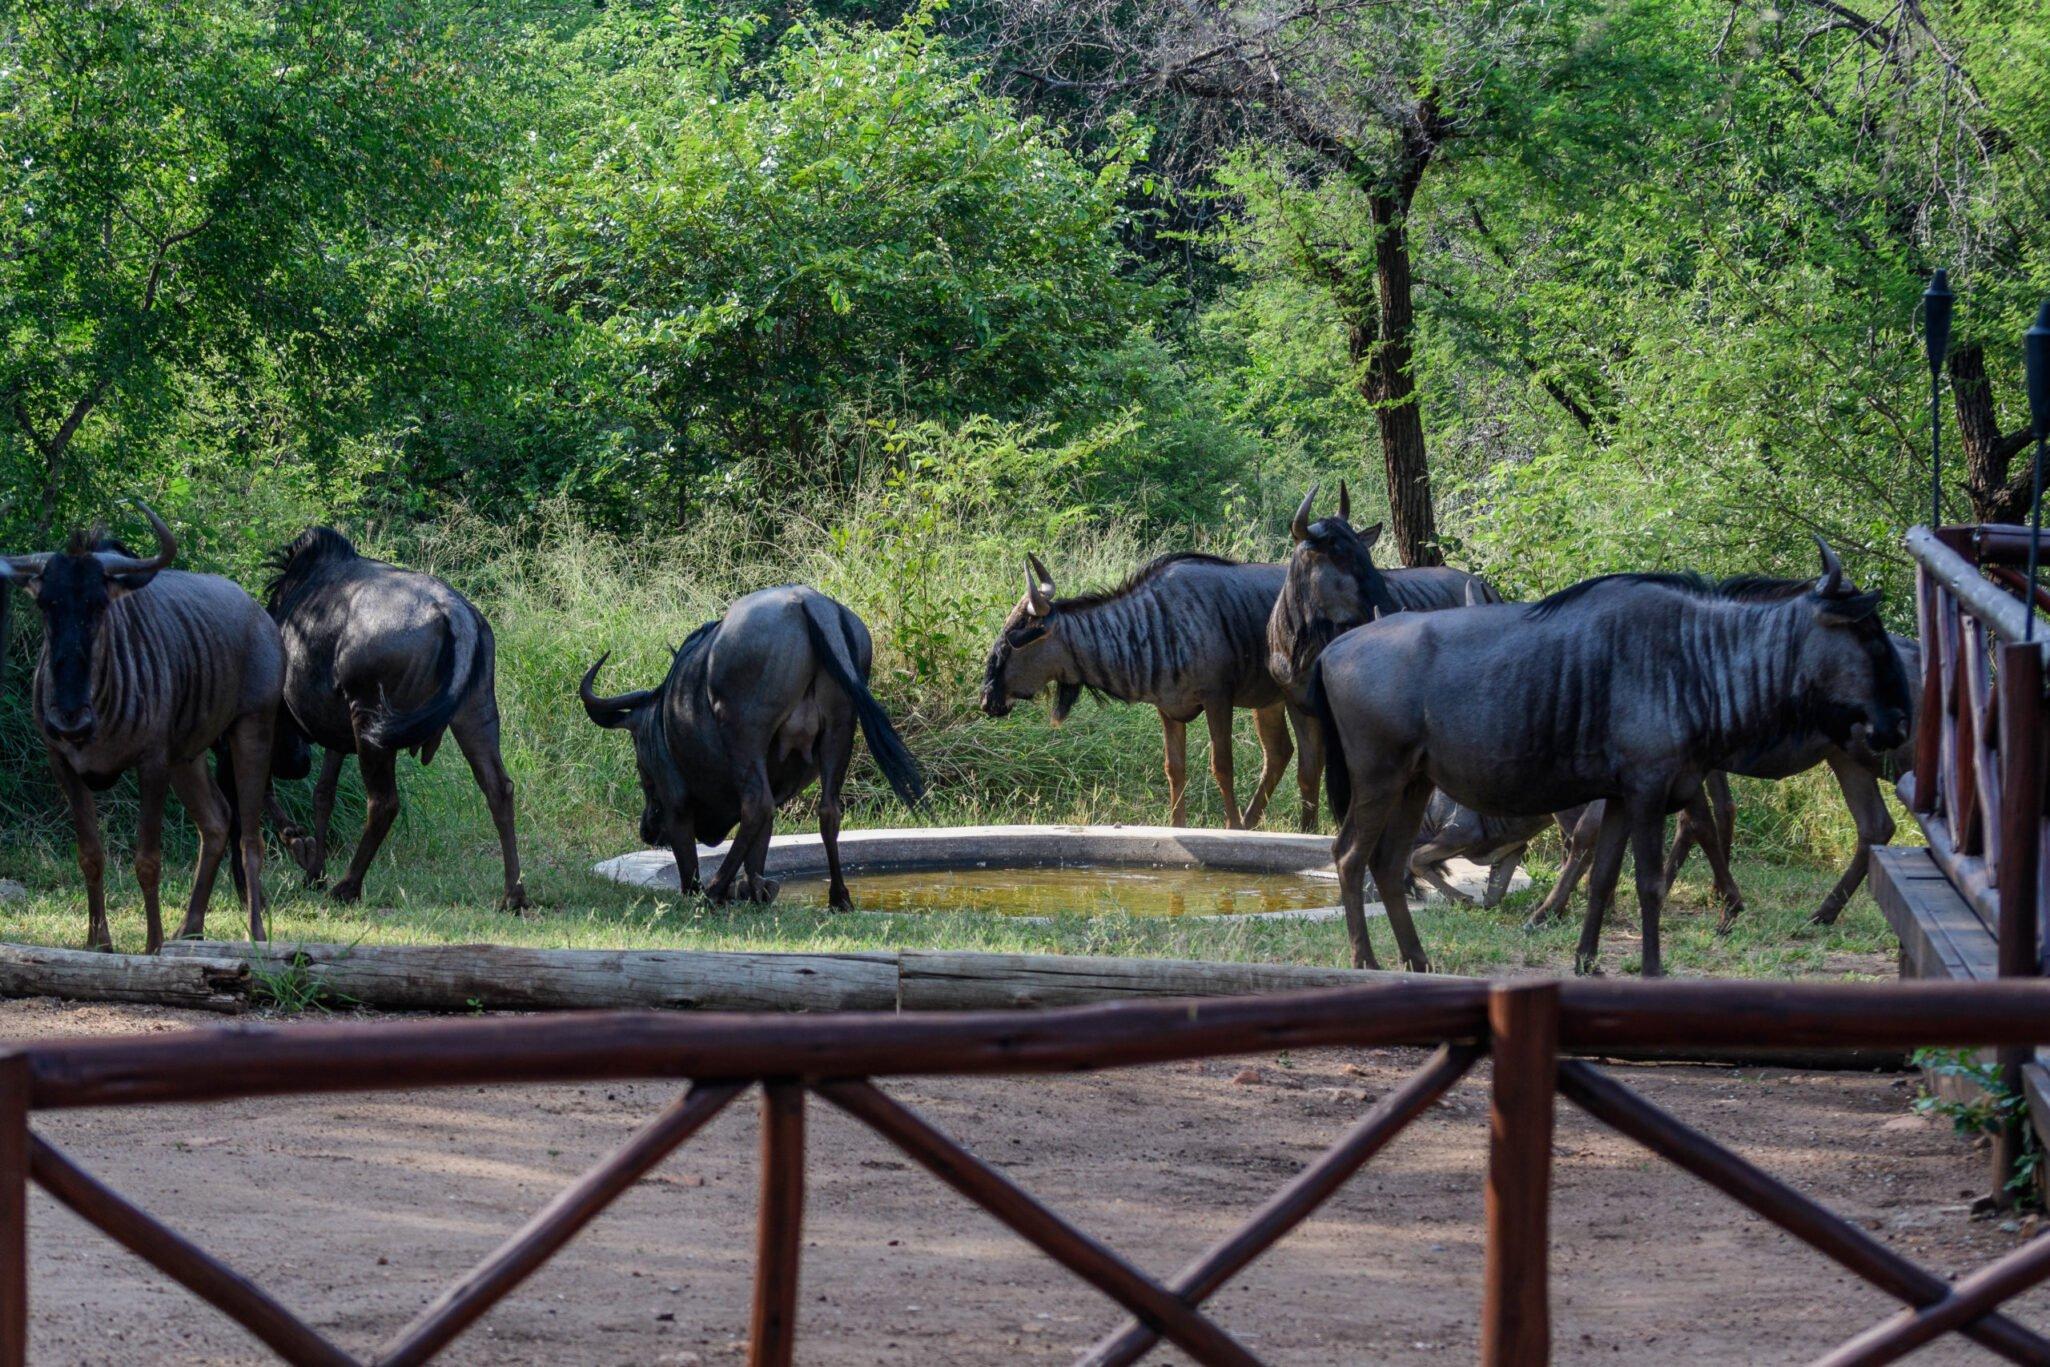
1574,952,1603,976
501,885,530,914
330,880,364,904
748,878,781,904
1402,956,1432,974
1808,906,1843,927
1715,909,1743,936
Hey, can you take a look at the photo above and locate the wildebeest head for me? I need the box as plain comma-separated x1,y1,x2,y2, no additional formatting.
980,553,1084,722
1270,484,1398,686
580,653,687,847
1788,538,1912,753
0,503,176,743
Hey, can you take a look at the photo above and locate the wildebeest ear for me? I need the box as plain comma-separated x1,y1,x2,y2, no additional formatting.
1815,589,1883,625
1358,522,1384,549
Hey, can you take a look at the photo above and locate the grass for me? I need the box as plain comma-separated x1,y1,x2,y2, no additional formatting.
0,481,1916,985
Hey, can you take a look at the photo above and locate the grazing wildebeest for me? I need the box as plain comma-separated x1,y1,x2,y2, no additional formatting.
981,551,1308,829
1266,486,1499,828
581,585,924,907
261,528,526,908
1313,543,1910,975
1651,633,1921,926
0,503,280,951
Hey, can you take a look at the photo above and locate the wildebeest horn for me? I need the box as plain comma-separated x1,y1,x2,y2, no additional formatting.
1024,554,1054,617
0,552,50,578
1292,486,1318,543
94,500,176,578
1813,535,1847,597
580,653,657,725
1337,481,1350,523
1464,581,1479,606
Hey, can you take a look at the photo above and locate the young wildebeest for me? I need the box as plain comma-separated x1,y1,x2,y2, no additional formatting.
1266,485,1498,828
1314,543,1910,975
581,586,924,907
262,528,526,908
1408,793,1592,910
0,504,280,951
981,552,1307,829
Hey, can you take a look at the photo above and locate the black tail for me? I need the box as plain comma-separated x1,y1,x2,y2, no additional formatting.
271,710,312,780
214,740,249,897
799,598,925,807
1310,661,1350,817
358,614,466,754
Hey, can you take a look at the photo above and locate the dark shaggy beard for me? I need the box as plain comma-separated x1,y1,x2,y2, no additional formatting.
1052,681,1083,723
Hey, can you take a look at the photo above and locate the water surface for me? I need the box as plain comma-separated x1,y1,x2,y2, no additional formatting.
781,863,1339,918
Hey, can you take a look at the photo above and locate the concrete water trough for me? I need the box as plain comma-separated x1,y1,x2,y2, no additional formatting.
592,823,1527,921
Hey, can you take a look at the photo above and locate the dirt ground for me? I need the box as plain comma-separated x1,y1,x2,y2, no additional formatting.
5,999,2047,1365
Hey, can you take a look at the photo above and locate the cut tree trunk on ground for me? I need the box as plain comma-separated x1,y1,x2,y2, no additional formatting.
0,944,249,1013
160,942,898,1013
897,951,1395,1009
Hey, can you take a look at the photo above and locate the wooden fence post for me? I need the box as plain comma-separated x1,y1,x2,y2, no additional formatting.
1995,642,2044,1199
750,1082,805,1367
0,1053,28,1367
1482,982,1558,1367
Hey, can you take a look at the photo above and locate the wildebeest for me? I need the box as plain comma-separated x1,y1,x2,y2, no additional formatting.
581,585,924,907
1267,486,1499,828
1409,793,1592,910
1,503,281,951
1314,543,1910,975
981,552,1309,829
261,528,526,908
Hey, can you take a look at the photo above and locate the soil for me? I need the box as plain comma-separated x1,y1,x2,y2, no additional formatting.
6,998,2047,1365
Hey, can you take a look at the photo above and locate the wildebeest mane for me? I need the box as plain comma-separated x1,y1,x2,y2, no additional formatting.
1051,551,1241,613
264,526,360,613
1525,571,1817,621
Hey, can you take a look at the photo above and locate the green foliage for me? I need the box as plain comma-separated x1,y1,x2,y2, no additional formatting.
1913,1049,2042,1201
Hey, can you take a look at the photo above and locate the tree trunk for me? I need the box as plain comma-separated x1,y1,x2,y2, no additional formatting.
1951,342,2036,524
1359,193,1441,567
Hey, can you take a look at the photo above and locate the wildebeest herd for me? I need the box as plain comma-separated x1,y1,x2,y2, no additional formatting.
3,491,1915,977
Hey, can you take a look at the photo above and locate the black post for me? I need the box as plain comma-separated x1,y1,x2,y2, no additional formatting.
2024,300,2050,641
1923,271,1953,526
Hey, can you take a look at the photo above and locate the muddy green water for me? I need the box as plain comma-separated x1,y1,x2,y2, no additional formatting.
780,863,1340,918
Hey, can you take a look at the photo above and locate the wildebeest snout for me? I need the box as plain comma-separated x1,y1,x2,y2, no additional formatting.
44,703,95,742
979,682,1012,718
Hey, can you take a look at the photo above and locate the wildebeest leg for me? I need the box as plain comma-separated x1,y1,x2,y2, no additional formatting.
1571,804,1632,975
1481,851,1524,910
302,748,347,884
1406,845,1474,905
450,702,528,911
226,711,274,943
1204,705,1242,830
1239,704,1293,829
1688,785,1748,933
1287,701,1322,833
1628,802,1671,977
1161,714,1189,827
814,713,856,911
1333,799,1387,970
1369,777,1435,973
709,763,780,905
330,743,398,905
1813,753,1894,926
1526,806,1597,929
167,758,230,943
49,758,110,951
134,765,169,954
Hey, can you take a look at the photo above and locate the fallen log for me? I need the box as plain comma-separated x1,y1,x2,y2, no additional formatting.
897,951,1397,1009
161,942,897,1013
0,943,249,1013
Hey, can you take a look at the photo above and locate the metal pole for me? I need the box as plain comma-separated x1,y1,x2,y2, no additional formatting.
1924,269,1953,527
2023,300,2050,640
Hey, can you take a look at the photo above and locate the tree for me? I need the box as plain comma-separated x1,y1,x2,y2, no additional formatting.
0,0,488,534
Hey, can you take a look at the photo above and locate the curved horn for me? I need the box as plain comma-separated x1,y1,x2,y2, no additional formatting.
1291,486,1319,543
1813,535,1847,597
1025,553,1054,617
1464,580,1479,607
1,553,51,577
94,500,176,577
1337,480,1351,523
579,653,657,722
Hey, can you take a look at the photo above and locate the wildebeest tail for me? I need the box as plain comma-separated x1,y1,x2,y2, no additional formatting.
799,597,926,807
358,613,470,754
1309,661,1351,816
271,710,313,780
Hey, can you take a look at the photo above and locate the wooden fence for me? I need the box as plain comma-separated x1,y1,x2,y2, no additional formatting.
6,978,2050,1364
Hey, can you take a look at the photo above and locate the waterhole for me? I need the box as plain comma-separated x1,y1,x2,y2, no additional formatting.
778,863,1340,918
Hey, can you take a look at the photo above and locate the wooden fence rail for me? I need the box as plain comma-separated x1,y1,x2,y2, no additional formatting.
5,977,2050,1365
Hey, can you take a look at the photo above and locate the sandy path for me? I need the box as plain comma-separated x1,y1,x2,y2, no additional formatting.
4,997,2045,1365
